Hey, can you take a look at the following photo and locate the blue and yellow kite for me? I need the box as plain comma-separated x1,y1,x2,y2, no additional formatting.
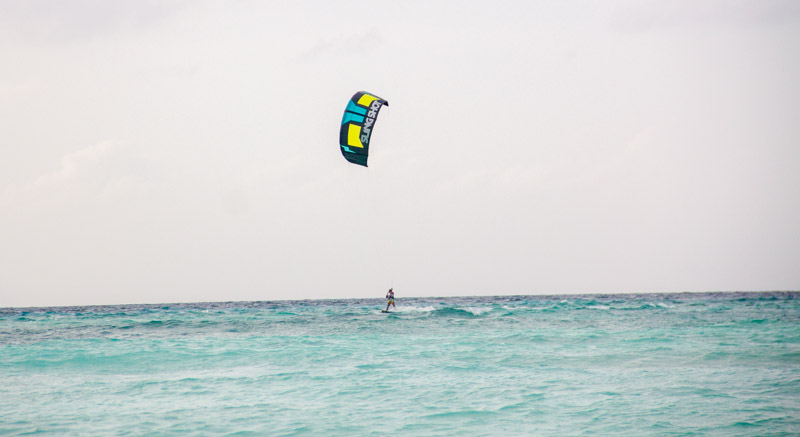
339,91,389,167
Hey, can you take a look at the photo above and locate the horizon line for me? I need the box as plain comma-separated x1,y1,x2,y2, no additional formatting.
2,290,797,311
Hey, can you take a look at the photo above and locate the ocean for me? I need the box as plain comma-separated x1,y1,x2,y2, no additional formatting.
1,292,798,435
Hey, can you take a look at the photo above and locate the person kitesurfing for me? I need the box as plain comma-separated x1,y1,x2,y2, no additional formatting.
385,288,395,312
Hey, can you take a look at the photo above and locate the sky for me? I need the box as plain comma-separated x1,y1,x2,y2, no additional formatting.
1,0,799,307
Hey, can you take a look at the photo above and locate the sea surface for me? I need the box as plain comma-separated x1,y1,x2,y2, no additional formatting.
1,292,799,435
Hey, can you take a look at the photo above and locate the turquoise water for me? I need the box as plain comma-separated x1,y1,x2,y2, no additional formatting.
1,292,799,435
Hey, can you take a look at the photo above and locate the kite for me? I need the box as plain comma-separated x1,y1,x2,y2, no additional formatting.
339,91,389,167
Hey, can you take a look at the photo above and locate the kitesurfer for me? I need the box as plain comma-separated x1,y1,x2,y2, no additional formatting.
385,288,395,312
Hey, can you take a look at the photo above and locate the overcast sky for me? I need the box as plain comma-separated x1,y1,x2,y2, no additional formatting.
1,0,799,307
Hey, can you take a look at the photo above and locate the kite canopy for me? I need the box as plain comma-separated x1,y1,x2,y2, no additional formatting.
339,91,389,167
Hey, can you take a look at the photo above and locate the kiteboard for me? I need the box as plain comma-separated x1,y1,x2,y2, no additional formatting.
381,310,392,313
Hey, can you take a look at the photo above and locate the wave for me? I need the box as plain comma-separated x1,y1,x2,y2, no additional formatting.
426,307,490,318
392,305,436,313
380,305,496,318
362,300,679,318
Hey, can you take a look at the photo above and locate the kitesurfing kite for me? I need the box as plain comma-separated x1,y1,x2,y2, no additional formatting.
339,91,389,167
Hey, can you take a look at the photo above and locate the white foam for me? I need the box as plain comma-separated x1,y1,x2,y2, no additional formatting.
523,306,558,311
393,305,436,313
462,307,492,315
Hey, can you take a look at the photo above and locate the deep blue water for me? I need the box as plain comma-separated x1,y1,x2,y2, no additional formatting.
1,292,799,435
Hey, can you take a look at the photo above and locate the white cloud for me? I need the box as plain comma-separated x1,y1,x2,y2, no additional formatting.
31,141,116,188
0,0,188,43
0,140,164,212
295,29,387,63
610,0,800,33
